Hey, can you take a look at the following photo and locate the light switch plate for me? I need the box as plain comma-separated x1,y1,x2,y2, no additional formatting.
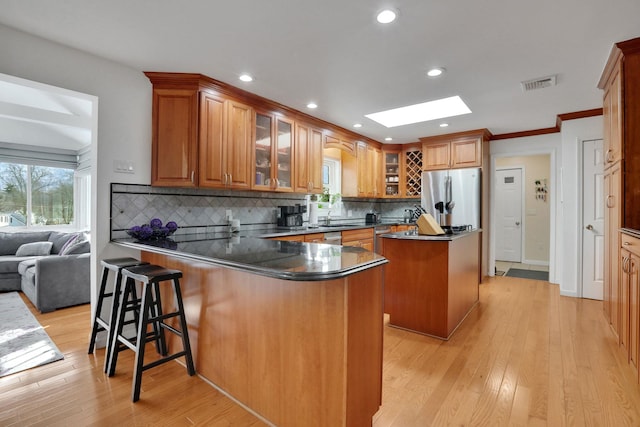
113,160,135,174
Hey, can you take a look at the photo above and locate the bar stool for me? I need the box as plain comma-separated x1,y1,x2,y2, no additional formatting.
107,264,196,402
88,257,149,372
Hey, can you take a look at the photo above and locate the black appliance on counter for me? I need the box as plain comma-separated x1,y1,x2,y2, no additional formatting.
277,204,306,227
365,212,379,224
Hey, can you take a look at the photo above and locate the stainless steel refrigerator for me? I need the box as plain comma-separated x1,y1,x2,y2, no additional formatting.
421,167,481,229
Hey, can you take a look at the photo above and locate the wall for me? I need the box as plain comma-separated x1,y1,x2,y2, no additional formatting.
495,154,551,264
0,24,152,310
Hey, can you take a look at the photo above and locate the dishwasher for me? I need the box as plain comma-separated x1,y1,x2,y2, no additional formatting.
374,224,393,253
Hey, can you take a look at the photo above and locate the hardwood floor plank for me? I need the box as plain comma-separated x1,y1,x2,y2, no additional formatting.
3,276,640,426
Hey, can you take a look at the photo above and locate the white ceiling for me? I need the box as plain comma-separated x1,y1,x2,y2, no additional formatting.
1,0,639,146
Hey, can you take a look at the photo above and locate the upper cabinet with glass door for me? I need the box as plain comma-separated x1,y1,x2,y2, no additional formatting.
253,112,293,192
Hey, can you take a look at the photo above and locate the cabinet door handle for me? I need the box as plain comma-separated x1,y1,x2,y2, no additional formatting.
623,257,629,273
191,170,195,183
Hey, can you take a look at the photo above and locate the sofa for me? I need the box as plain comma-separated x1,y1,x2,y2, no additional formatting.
0,230,90,312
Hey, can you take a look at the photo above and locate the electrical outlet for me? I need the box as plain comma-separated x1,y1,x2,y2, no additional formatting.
226,210,233,221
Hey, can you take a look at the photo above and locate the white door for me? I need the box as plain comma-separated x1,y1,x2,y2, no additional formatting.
495,168,523,262
582,139,605,300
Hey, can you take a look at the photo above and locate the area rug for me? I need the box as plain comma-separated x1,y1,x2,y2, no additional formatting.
505,268,549,281
0,292,64,377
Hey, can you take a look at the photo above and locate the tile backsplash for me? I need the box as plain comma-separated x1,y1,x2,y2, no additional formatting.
110,183,421,239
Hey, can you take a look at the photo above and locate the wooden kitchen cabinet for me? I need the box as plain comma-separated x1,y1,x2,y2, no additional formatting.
356,142,383,197
147,74,253,190
421,135,482,171
325,134,355,155
253,111,293,192
200,97,253,190
342,228,374,251
599,37,640,336
151,88,199,187
294,122,323,194
602,56,623,168
621,232,640,382
604,163,622,336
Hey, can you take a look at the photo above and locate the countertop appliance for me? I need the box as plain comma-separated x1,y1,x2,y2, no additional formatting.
421,168,481,230
365,212,379,224
276,204,306,227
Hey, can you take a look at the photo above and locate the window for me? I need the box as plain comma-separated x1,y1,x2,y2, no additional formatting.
311,158,342,219
0,162,75,227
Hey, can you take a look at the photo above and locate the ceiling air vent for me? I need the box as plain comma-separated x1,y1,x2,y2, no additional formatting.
521,74,557,92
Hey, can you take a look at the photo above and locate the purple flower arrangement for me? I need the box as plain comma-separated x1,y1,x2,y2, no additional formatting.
127,218,178,241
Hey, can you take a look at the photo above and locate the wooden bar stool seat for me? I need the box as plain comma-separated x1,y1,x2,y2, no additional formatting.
107,263,196,402
88,257,148,372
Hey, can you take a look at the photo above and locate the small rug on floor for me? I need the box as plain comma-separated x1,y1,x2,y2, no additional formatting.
505,268,549,281
0,292,64,377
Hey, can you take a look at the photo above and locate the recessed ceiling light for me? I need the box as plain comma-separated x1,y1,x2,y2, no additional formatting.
439,123,449,127
376,9,397,24
385,137,393,141
307,102,318,109
239,73,253,82
427,68,445,78
353,123,363,128
365,96,471,128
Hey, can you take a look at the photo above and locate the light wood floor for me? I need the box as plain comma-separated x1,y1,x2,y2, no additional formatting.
2,276,640,426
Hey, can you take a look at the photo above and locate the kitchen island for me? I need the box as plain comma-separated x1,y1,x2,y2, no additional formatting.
380,230,480,339
113,234,387,427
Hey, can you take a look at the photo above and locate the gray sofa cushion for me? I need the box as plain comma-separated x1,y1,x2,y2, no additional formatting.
15,241,53,257
0,231,51,255
60,240,90,255
0,256,38,274
48,231,79,255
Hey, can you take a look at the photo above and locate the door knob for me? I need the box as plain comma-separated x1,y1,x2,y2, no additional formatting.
586,224,594,230
515,221,520,226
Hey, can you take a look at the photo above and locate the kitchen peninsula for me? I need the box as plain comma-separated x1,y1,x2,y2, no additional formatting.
114,234,387,427
380,229,480,339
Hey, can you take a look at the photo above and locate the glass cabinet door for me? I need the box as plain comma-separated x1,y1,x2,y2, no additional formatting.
254,113,272,188
384,152,400,196
275,117,293,191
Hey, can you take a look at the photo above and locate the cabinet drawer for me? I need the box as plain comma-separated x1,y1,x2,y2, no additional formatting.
622,233,640,256
342,228,374,242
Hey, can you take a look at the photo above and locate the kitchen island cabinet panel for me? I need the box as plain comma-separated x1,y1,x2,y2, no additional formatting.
382,231,480,339
140,250,383,427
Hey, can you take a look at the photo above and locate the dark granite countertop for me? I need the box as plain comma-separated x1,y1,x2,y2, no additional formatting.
113,233,388,281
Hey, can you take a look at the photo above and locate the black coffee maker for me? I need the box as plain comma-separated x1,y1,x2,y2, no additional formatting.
277,204,306,227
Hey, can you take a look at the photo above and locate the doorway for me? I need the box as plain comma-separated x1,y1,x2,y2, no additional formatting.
493,154,551,278
495,168,523,263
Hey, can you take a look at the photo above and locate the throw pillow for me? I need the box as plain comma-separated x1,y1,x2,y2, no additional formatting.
15,241,53,257
58,233,79,256
60,240,90,255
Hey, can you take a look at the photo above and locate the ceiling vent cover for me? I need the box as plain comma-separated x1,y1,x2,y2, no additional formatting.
521,74,557,91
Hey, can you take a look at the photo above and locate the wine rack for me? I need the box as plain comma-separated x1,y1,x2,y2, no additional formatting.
405,149,422,197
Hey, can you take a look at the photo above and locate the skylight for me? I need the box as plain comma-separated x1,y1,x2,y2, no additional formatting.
365,96,471,128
